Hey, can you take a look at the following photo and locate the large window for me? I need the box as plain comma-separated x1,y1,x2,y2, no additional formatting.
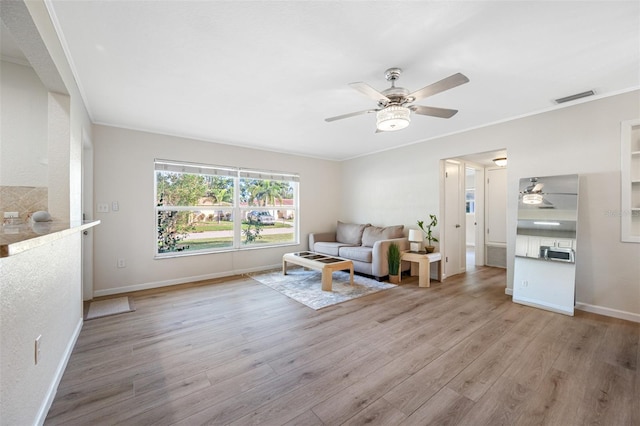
155,159,298,257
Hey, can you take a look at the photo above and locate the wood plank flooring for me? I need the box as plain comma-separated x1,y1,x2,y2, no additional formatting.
45,266,640,425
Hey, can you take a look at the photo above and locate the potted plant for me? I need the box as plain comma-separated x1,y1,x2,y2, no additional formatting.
387,242,401,284
417,214,439,253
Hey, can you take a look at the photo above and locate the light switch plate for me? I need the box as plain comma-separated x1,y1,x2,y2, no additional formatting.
97,203,109,213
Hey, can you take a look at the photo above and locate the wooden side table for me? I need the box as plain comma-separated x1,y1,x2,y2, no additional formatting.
400,252,443,287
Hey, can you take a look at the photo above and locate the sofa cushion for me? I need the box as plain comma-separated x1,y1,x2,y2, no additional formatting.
336,221,368,245
314,241,353,257
383,225,405,239
362,225,405,247
339,246,373,263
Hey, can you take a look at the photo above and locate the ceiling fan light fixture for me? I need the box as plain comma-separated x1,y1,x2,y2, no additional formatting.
493,157,507,167
522,193,543,205
376,106,411,132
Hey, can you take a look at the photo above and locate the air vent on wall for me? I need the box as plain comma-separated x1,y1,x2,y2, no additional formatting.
554,90,595,104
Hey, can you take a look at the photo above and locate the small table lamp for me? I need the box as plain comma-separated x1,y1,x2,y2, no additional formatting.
408,229,423,252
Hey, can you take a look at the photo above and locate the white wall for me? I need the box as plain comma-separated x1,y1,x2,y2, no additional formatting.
92,124,341,296
0,1,93,424
46,92,71,221
0,60,48,186
0,233,83,425
341,90,640,320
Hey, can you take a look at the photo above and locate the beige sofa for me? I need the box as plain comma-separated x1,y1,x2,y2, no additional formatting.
308,221,409,280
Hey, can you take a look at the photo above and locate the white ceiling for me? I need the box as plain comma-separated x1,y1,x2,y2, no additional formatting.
32,1,640,160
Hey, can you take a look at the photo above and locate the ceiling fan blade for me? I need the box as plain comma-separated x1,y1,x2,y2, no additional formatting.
409,105,458,119
532,183,544,192
408,72,469,102
325,109,378,122
349,82,390,102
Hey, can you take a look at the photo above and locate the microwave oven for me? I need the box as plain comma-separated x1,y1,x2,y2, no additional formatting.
539,246,575,263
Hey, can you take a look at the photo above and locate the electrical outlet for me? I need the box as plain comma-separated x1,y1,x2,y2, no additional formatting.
117,258,126,268
35,335,41,365
4,212,18,219
522,280,529,287
97,203,109,213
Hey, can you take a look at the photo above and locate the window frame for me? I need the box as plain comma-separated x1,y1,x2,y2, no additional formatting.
154,159,299,259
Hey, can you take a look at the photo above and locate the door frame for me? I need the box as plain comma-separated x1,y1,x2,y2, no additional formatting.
81,128,94,301
440,159,488,277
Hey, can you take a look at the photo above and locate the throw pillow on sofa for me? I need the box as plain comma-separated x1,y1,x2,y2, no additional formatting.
336,221,370,245
362,225,405,247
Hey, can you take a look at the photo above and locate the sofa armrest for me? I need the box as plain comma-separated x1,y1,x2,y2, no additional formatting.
371,238,409,278
308,231,337,251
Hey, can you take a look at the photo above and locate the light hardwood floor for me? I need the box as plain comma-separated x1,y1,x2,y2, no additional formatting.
46,266,639,425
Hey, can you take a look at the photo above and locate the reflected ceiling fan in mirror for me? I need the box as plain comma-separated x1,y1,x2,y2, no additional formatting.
325,68,469,133
521,178,547,205
520,177,577,207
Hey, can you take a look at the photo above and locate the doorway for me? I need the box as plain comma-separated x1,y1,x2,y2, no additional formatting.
440,150,506,279
465,167,477,270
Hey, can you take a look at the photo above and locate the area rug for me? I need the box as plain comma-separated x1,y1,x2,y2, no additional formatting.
250,268,396,310
85,296,135,320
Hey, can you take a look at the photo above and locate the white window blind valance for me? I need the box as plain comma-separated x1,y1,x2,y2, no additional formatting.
155,160,299,182
154,159,237,178
239,170,299,183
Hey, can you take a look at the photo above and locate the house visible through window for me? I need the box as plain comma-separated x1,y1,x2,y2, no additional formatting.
155,159,298,257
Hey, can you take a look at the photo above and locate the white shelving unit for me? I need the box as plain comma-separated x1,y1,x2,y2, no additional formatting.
621,119,640,243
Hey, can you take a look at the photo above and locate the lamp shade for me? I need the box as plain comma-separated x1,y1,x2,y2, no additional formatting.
408,229,422,242
376,106,410,132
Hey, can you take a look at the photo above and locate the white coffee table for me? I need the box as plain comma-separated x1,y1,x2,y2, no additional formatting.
282,251,354,291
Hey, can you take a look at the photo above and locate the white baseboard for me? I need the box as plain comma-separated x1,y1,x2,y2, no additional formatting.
513,296,574,316
36,317,83,426
574,302,640,323
506,287,639,323
93,264,281,298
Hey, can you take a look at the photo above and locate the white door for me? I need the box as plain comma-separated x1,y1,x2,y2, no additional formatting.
443,160,465,278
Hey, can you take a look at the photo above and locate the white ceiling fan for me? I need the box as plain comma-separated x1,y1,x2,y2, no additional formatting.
520,178,550,206
325,67,469,133
520,177,577,207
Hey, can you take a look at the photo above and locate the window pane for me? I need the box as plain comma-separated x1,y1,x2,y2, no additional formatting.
202,175,235,207
239,178,295,208
158,209,234,253
155,160,298,256
241,209,296,246
156,172,235,207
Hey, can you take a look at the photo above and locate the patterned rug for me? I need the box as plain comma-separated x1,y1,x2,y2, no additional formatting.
250,268,396,310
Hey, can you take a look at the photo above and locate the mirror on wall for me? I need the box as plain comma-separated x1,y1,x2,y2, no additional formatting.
513,174,579,315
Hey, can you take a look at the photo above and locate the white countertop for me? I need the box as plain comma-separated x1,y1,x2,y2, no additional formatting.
0,220,100,257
